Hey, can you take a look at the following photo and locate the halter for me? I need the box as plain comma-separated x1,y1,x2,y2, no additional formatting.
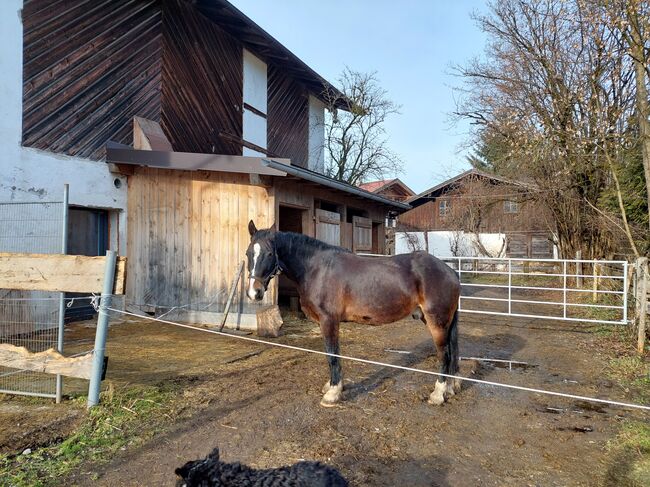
248,248,282,289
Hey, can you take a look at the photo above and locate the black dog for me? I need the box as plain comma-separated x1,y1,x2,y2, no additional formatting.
176,448,348,487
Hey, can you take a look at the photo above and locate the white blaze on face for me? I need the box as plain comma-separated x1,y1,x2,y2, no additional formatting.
247,243,261,300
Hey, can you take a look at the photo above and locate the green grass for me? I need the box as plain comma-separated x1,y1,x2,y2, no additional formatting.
605,352,650,486
0,382,178,486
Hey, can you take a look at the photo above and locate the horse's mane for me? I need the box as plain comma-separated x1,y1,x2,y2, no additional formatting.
258,230,351,258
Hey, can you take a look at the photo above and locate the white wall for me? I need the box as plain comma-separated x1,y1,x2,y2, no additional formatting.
0,0,127,254
396,231,507,258
242,49,267,157
308,95,325,173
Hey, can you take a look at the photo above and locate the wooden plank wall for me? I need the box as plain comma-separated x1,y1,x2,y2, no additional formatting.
22,0,163,160
161,0,243,155
127,168,275,313
267,65,309,167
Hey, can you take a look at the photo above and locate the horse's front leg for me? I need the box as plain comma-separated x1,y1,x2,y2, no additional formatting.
319,317,343,407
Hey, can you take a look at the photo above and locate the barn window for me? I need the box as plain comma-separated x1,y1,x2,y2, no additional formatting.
439,199,450,216
504,200,519,214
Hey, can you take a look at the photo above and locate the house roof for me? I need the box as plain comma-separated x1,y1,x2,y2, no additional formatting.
358,178,416,197
105,143,410,211
408,169,527,206
194,0,347,108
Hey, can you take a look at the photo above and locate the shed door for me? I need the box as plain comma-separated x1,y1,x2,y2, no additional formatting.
352,216,372,252
315,209,341,246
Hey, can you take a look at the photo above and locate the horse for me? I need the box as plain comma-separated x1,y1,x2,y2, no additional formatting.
245,220,461,407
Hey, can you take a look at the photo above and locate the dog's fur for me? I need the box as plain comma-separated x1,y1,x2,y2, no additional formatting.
176,448,348,487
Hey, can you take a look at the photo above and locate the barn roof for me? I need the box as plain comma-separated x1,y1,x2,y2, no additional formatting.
407,168,525,206
358,179,416,197
194,0,346,108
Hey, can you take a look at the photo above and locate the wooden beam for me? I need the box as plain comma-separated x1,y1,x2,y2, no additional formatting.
133,116,173,151
0,344,94,380
0,253,126,294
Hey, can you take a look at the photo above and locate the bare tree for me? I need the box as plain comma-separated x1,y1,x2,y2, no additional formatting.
322,69,403,185
454,0,644,258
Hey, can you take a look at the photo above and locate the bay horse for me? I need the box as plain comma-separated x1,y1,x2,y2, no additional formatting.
245,220,461,407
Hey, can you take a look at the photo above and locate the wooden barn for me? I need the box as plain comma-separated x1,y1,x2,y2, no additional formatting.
399,169,554,259
5,0,410,328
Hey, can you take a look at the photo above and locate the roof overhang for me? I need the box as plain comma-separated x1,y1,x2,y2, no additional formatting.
105,143,410,212
106,142,288,176
261,159,410,211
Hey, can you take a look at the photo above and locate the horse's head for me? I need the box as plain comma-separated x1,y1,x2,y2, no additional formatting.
246,220,280,301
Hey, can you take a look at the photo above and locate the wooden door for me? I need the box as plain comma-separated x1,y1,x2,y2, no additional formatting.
352,216,372,252
315,209,341,246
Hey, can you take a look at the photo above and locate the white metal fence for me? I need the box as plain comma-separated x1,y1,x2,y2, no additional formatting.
441,256,628,325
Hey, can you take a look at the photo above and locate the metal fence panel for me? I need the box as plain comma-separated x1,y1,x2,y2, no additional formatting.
441,256,628,325
0,198,66,398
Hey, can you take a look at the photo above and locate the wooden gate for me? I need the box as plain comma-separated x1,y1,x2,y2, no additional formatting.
315,209,341,246
352,216,372,252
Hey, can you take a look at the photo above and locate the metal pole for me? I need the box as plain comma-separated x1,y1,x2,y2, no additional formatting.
623,261,628,325
638,257,648,355
508,259,512,315
457,257,462,311
563,260,567,319
87,250,117,408
56,184,69,403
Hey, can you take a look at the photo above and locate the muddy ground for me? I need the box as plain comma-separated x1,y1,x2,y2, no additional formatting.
1,311,648,486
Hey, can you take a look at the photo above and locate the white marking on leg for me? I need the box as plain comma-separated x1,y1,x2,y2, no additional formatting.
247,243,261,300
320,382,343,407
428,380,446,405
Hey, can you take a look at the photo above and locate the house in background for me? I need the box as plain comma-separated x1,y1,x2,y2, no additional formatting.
399,169,554,258
0,0,409,326
358,179,415,203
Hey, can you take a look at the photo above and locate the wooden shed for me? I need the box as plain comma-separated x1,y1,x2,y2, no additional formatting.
108,142,409,327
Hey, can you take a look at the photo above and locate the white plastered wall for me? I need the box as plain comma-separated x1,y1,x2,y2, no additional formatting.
308,95,325,173
0,0,127,254
242,49,267,157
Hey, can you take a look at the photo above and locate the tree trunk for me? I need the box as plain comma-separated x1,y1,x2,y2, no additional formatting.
631,37,650,237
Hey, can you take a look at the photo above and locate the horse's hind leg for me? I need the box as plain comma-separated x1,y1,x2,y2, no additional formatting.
423,309,459,405
319,317,343,407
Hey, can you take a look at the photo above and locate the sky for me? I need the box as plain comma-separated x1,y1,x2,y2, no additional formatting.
231,0,489,194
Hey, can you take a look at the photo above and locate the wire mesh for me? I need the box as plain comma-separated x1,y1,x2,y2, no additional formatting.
0,200,64,398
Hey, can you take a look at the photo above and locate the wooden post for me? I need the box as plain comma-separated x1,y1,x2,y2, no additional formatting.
220,261,245,331
637,257,648,355
576,250,583,288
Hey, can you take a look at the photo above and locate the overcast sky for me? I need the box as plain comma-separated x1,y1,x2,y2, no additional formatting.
231,0,488,193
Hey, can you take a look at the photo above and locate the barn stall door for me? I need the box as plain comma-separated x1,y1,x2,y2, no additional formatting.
352,216,372,252
315,209,341,246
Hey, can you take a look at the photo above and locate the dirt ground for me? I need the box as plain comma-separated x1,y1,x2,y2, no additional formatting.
1,310,648,486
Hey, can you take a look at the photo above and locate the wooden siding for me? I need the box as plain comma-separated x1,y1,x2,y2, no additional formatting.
161,0,243,155
22,0,163,160
267,64,309,167
127,168,275,312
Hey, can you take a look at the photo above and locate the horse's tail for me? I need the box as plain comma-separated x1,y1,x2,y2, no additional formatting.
445,309,459,375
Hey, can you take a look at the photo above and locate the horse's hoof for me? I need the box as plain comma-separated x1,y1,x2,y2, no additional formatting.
453,378,462,393
320,397,340,408
322,381,331,394
320,383,343,407
428,380,446,405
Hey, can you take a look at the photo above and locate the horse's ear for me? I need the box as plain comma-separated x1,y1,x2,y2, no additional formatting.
248,220,257,237
268,222,277,233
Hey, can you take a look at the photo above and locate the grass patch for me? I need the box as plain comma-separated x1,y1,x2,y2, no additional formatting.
0,382,179,486
603,345,650,486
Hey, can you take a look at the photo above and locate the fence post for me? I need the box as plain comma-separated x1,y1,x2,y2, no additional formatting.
637,257,648,355
576,250,582,288
508,259,512,315
87,250,117,408
563,260,567,319
592,261,599,302
56,184,69,404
